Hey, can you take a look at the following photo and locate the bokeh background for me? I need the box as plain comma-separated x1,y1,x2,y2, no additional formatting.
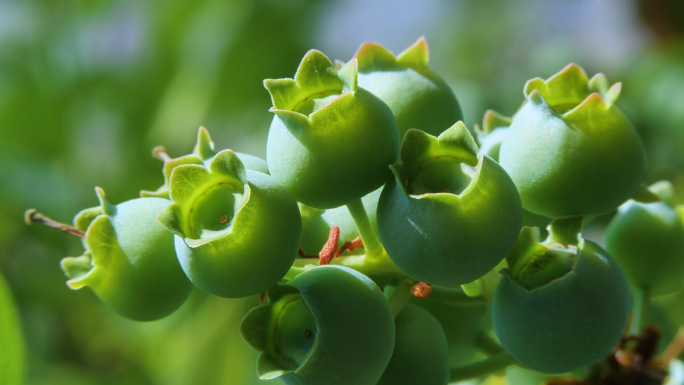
1,0,684,384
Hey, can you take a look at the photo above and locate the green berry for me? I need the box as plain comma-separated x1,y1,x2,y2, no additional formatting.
499,64,646,218
353,37,463,139
141,126,269,199
605,187,684,295
378,303,449,385
412,292,488,367
493,228,631,373
157,150,301,298
377,122,522,285
265,50,400,209
298,203,331,255
240,265,395,385
475,110,553,234
60,188,193,321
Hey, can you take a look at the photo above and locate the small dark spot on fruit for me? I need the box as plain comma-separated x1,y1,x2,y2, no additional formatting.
219,214,229,224
304,330,312,339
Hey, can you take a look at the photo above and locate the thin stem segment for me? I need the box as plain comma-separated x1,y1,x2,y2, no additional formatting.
152,146,172,162
630,286,650,335
24,209,85,239
474,332,505,356
449,352,517,383
426,285,488,307
346,198,384,259
384,279,413,318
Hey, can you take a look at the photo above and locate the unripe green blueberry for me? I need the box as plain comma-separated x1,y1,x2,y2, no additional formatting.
499,64,646,218
157,150,302,298
60,188,193,321
142,126,269,199
475,110,552,234
605,189,684,296
412,291,488,367
352,37,463,139
377,122,523,285
241,265,395,385
493,228,631,373
265,50,400,209
378,303,449,385
298,203,331,255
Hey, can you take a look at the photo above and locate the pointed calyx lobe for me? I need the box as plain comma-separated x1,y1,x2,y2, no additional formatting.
241,284,317,379
504,227,579,291
475,109,512,135
391,122,479,197
353,37,429,72
141,127,218,198
157,150,248,241
264,50,358,117
524,63,622,115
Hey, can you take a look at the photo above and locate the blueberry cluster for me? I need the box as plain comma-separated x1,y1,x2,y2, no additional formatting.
28,38,684,385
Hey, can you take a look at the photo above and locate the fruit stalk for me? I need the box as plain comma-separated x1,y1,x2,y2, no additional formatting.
24,209,85,239
630,286,650,335
346,198,385,259
449,352,517,383
384,279,413,318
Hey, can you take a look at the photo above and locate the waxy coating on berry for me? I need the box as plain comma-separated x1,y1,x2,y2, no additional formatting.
240,265,395,385
499,64,646,218
377,121,523,285
493,228,631,373
352,37,463,139
264,50,400,209
157,149,302,298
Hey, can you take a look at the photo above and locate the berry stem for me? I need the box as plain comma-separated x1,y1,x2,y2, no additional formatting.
424,285,488,307
345,198,384,259
24,209,85,239
449,352,517,383
474,332,506,356
384,279,412,318
630,286,650,335
152,146,172,162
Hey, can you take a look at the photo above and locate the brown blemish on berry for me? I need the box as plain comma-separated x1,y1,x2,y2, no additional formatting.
219,214,229,224
304,330,313,339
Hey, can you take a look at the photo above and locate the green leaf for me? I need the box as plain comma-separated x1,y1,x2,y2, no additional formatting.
0,271,25,385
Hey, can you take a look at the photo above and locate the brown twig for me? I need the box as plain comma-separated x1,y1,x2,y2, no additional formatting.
24,209,86,239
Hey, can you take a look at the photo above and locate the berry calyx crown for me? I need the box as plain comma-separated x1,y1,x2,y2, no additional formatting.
353,37,429,72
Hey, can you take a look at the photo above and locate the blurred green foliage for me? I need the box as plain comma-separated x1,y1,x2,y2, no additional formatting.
1,0,684,384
